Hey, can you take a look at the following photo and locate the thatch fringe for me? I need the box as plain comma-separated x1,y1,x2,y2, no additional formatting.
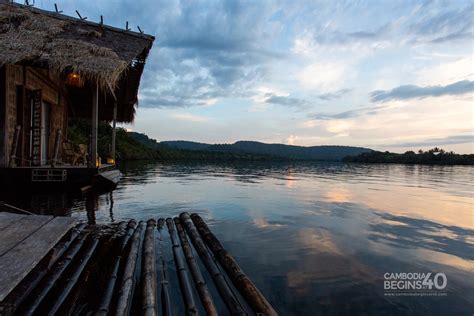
0,3,153,92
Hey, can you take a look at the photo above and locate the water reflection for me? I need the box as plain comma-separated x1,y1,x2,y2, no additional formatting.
369,212,474,261
85,193,98,225
1,161,473,314
0,190,76,216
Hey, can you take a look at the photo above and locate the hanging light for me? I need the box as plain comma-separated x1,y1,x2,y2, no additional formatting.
65,72,84,87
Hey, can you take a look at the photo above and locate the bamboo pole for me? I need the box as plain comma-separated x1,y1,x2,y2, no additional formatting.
157,218,172,316
179,213,246,316
174,218,217,316
120,220,137,252
142,219,158,316
115,221,146,315
47,237,100,315
96,220,137,316
166,218,199,316
191,214,277,316
2,224,86,314
21,232,89,315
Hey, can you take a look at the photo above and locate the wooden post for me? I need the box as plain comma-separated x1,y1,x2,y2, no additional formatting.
91,84,99,168
51,129,62,167
9,125,21,167
111,102,117,163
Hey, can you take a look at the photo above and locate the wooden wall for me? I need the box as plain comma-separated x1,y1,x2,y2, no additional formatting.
1,65,68,167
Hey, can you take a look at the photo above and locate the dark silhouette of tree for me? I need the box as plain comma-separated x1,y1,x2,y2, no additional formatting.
343,148,473,165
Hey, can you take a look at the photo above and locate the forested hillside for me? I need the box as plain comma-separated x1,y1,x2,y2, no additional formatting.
162,140,372,161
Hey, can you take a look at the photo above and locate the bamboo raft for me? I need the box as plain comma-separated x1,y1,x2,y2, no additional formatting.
0,212,277,315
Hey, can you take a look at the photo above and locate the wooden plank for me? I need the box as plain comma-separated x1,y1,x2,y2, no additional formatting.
0,215,53,256
0,213,25,231
0,216,76,301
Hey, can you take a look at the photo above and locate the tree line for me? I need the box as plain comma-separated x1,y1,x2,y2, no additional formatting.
343,148,474,165
67,119,278,162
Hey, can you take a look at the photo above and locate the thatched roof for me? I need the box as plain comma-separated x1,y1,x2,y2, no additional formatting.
0,2,154,122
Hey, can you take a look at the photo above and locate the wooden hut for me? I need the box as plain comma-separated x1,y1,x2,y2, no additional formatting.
0,1,154,190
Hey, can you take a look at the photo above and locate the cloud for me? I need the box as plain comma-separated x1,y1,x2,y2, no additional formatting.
135,0,284,108
388,135,474,147
408,3,474,44
415,58,474,87
317,88,351,101
302,118,355,136
286,135,299,145
170,112,209,122
310,105,388,120
264,94,309,109
298,62,347,91
325,121,353,134
301,2,474,49
264,90,351,109
370,80,474,102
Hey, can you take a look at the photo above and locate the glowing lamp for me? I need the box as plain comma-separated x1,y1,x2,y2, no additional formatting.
65,72,84,87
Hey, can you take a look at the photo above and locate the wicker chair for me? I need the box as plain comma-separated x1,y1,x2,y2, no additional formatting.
62,142,88,165
75,144,88,165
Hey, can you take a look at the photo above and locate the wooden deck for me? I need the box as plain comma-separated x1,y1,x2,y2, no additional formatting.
0,212,276,315
0,213,76,301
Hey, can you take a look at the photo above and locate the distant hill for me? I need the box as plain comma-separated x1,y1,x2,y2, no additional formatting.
158,140,210,151
128,132,163,150
69,125,371,162
127,133,278,161
161,140,372,161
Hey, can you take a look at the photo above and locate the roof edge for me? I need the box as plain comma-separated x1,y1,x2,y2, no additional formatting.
1,2,155,41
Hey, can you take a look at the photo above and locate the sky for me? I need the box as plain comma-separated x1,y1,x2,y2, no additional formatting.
34,0,473,153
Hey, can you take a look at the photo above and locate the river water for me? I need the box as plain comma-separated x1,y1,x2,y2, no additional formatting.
4,161,474,315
